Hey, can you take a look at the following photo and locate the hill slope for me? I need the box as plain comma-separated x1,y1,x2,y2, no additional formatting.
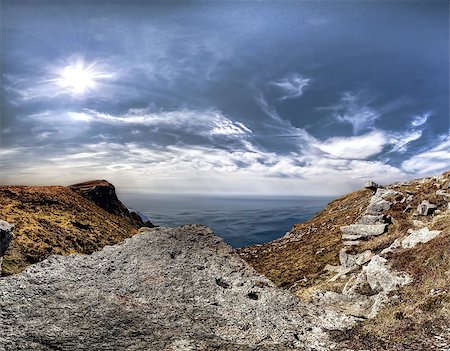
239,171,450,350
0,181,140,275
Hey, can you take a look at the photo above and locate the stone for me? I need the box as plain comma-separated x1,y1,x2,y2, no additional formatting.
364,255,412,294
340,224,387,240
339,249,373,269
357,214,387,225
417,200,438,216
0,220,14,273
364,181,380,191
0,225,353,350
436,190,450,198
365,197,392,215
380,227,441,255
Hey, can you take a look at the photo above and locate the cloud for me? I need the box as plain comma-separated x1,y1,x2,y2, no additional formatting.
401,136,450,175
331,92,380,134
313,131,387,159
27,108,252,140
388,129,422,153
411,112,431,127
271,74,311,100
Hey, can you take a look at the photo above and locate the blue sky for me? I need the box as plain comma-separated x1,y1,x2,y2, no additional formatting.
0,0,449,195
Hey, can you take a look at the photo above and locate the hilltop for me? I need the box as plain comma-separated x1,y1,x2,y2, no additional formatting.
0,180,151,275
239,171,450,350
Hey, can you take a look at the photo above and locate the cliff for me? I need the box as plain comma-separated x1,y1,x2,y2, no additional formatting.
0,180,151,275
239,171,450,350
0,225,354,350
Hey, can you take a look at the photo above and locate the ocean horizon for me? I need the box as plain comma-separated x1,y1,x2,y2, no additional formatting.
120,192,334,248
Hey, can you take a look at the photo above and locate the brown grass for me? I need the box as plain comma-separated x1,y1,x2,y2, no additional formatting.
0,185,137,275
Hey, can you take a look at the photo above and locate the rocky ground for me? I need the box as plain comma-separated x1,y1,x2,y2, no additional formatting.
239,172,450,350
0,225,354,351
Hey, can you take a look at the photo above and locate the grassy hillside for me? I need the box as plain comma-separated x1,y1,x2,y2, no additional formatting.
239,171,450,350
0,185,138,275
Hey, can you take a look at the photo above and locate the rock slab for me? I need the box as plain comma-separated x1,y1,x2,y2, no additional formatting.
0,225,352,351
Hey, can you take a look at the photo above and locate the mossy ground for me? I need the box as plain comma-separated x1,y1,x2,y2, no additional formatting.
0,185,137,275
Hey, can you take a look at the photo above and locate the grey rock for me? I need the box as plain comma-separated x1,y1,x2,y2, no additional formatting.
381,227,442,255
0,225,353,350
339,249,373,269
0,220,14,273
417,200,438,216
364,181,379,191
357,214,387,225
340,224,387,240
364,255,412,294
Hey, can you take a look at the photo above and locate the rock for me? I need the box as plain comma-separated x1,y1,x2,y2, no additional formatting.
69,180,154,227
0,220,14,273
311,290,375,319
0,225,353,350
339,249,373,269
357,214,387,225
364,255,412,294
340,224,387,240
436,190,450,198
129,210,155,228
364,181,380,191
381,227,442,256
365,197,392,215
417,200,438,216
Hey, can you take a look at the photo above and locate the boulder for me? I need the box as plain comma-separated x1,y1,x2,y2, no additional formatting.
339,249,373,269
0,225,353,350
364,255,412,294
382,227,442,255
417,200,437,216
357,214,387,225
364,181,380,191
0,220,14,273
340,224,387,240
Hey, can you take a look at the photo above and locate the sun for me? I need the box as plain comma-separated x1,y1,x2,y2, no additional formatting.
55,58,110,96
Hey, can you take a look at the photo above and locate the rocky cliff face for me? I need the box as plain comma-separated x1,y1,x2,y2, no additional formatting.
239,171,450,350
0,225,354,351
69,180,154,228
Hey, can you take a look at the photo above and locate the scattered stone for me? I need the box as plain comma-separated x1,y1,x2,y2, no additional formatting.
364,181,380,191
0,220,14,273
417,200,438,216
436,190,450,198
339,249,373,269
342,240,361,246
340,224,387,240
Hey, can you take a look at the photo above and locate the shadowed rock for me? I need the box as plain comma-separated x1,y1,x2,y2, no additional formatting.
0,220,13,272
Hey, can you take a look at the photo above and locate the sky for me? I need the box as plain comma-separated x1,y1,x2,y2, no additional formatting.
0,0,449,195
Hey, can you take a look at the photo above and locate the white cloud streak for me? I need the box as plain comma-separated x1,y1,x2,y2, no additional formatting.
271,74,311,100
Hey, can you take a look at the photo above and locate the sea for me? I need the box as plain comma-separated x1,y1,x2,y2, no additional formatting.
120,193,333,248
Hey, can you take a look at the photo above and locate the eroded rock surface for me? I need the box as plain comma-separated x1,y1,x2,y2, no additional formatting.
0,225,353,351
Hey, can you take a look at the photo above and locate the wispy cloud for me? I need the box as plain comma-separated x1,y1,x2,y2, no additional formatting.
271,73,311,100
411,112,431,127
401,136,450,175
329,92,380,135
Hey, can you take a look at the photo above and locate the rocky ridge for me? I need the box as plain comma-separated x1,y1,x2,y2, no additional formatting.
0,225,354,351
239,172,450,350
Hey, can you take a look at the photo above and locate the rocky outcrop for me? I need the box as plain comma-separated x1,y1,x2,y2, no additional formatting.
416,200,437,216
69,180,154,228
0,221,13,273
0,225,353,350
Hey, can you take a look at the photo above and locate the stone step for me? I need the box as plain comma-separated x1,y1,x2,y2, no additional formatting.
340,224,388,240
